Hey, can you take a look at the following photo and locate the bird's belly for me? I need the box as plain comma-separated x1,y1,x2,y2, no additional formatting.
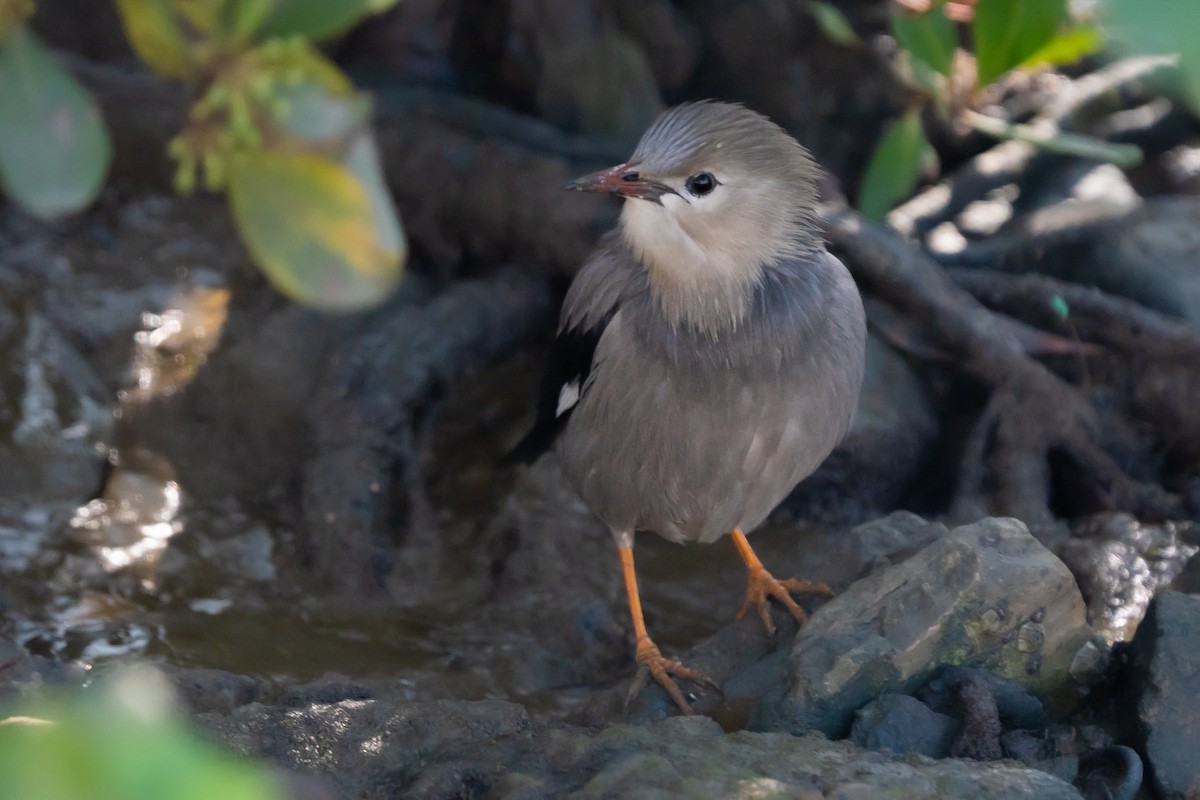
558,358,850,544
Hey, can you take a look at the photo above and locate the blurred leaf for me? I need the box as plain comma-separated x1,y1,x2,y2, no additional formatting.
0,0,36,39
114,0,194,78
257,0,400,42
809,2,861,48
1101,0,1200,113
0,26,111,219
892,2,957,76
217,0,275,39
973,0,1068,85
228,150,403,310
171,0,221,34
271,74,367,146
858,107,932,222
0,668,281,800
1020,24,1104,69
344,134,406,270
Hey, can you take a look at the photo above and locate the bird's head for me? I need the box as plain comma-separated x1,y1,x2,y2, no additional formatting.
565,101,824,331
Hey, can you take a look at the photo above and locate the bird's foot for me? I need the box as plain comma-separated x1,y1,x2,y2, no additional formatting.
737,566,832,636
626,635,716,715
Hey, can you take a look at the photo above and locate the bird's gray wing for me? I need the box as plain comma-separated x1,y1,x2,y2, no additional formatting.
508,232,636,463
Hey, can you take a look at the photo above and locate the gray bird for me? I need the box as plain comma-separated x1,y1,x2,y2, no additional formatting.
514,101,866,713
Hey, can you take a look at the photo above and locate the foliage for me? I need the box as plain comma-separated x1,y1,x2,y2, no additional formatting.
0,667,281,800
1099,0,1200,113
857,107,933,222
0,24,111,219
813,0,1108,222
0,0,403,311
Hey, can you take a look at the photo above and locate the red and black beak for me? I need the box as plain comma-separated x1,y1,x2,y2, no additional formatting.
562,162,676,203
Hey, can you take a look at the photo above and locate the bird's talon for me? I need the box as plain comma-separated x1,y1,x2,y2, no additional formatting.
628,636,713,714
740,565,827,634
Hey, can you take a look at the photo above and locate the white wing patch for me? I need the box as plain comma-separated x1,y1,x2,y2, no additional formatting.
556,379,581,417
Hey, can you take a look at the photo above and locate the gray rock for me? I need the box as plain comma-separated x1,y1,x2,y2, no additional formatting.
757,518,1092,737
200,695,1083,799
1124,590,1200,799
851,693,958,758
1074,746,1142,800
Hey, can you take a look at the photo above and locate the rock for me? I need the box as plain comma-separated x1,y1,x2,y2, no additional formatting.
851,693,958,758
756,518,1092,737
1074,746,1142,800
1058,513,1198,643
165,667,268,715
199,695,1084,799
1123,590,1200,799
917,667,1049,732
784,336,940,521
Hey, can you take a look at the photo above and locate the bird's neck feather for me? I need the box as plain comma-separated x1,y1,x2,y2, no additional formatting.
618,195,817,336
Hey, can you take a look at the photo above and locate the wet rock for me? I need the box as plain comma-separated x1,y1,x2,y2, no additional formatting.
165,666,268,714
784,335,939,520
1074,746,1142,800
756,518,1092,737
0,308,111,510
1123,590,1200,799
0,637,38,704
851,693,958,758
199,695,1084,799
1058,513,1198,643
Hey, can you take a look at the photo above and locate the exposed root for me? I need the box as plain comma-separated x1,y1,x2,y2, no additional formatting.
822,203,1191,537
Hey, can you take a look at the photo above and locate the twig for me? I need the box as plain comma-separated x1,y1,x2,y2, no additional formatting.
961,109,1143,167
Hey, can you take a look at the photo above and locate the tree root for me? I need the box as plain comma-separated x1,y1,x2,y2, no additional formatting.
822,203,1190,539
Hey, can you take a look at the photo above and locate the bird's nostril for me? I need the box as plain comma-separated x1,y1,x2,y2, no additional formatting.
621,172,641,182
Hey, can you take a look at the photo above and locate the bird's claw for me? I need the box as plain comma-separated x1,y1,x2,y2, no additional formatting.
626,636,716,715
737,567,832,636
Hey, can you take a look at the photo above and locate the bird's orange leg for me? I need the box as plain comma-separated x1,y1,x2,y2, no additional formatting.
618,543,714,714
731,528,832,636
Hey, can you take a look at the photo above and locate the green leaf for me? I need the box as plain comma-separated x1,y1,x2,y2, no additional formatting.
857,108,932,222
256,0,400,42
114,0,194,78
1101,0,1200,114
228,150,404,310
0,26,111,219
973,0,1068,85
217,0,275,40
1020,24,1104,70
0,668,283,800
892,2,957,77
809,2,861,48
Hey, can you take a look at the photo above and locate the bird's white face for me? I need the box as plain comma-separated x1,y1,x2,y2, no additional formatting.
618,167,804,331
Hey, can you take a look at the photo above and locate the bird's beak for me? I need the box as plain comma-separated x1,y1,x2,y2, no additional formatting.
562,162,675,203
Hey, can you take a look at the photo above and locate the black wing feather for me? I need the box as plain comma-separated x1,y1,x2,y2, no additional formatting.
507,312,613,464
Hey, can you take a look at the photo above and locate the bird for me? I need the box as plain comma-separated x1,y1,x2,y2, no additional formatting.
512,100,866,714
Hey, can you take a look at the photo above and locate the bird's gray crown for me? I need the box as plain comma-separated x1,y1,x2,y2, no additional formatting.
631,101,817,188
617,101,825,335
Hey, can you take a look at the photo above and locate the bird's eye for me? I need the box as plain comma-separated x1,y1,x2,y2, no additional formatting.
621,171,641,182
685,172,717,196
